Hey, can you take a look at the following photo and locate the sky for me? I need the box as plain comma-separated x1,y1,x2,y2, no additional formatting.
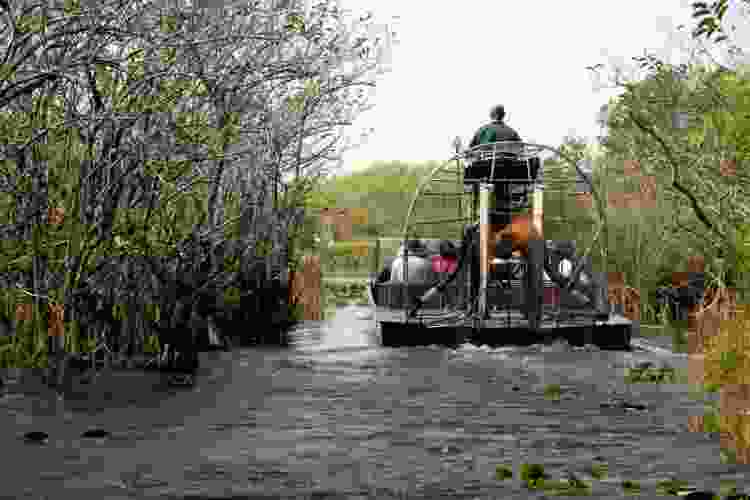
331,0,749,176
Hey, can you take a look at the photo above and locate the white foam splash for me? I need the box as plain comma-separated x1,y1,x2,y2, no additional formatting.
630,338,687,358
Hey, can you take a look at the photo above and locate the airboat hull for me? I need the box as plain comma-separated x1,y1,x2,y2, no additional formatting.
375,308,632,351
370,279,633,351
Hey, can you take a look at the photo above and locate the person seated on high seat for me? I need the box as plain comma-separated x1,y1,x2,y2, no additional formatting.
469,105,536,228
423,239,441,258
390,239,436,282
469,104,522,148
376,256,395,283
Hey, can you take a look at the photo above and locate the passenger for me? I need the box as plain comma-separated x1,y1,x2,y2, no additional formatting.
377,254,399,283
431,239,458,274
469,104,522,148
424,239,441,257
390,239,435,282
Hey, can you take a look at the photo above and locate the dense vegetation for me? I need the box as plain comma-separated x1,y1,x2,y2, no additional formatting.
0,0,393,371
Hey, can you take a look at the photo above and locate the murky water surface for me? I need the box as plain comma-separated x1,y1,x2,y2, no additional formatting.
0,306,746,499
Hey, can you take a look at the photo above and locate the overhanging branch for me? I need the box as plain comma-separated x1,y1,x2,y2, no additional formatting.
626,109,726,251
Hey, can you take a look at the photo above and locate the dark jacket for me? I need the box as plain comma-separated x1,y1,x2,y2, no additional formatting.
470,120,521,148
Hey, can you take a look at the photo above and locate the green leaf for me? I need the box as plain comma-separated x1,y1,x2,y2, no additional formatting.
160,47,177,66
715,0,729,18
16,15,47,34
286,13,305,33
286,95,305,113
126,49,145,82
160,14,178,33
704,382,721,393
304,79,320,98
686,126,706,147
0,64,14,82
703,410,722,433
719,350,738,371
63,0,81,15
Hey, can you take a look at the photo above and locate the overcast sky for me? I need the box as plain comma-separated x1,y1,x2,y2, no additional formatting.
331,0,748,175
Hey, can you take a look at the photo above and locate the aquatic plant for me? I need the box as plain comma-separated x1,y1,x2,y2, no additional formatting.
624,364,677,384
656,477,692,496
542,473,592,496
620,479,640,495
494,464,513,480
520,463,549,489
587,461,608,480
543,383,562,400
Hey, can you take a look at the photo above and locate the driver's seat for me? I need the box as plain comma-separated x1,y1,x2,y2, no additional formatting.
464,144,541,228
464,143,539,183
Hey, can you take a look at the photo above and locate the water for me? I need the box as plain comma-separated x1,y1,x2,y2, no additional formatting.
0,306,745,499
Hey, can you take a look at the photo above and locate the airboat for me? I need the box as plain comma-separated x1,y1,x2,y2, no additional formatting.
368,141,634,350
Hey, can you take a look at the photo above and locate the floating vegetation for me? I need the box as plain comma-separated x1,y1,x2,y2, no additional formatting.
543,473,592,496
495,464,513,480
543,383,562,400
520,463,550,489
656,477,693,496
624,363,677,384
586,461,608,480
621,479,641,495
